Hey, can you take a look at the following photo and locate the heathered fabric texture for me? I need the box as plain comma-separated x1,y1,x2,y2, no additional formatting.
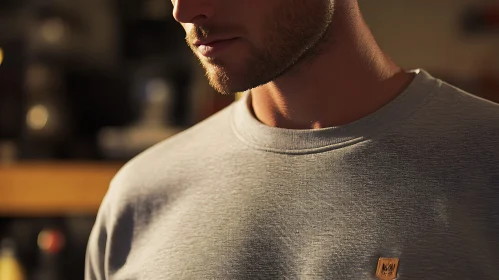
86,70,499,280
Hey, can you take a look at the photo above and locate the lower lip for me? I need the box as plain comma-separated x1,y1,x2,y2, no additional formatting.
197,38,239,57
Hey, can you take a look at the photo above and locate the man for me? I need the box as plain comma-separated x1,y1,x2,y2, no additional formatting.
86,0,499,279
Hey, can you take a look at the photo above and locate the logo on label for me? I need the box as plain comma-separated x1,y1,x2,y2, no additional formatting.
376,258,399,280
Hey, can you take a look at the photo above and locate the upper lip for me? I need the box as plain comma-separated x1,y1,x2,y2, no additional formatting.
193,36,238,46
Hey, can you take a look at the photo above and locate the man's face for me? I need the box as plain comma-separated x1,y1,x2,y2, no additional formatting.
172,0,334,94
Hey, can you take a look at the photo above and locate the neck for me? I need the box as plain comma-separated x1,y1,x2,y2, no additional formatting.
250,1,415,129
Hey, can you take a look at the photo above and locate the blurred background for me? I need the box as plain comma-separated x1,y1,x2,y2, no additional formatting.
0,0,498,279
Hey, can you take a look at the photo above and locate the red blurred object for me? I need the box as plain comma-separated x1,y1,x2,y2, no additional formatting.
484,7,499,25
37,229,65,255
462,5,499,33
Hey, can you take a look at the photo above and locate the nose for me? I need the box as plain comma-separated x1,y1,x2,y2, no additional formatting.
172,0,215,24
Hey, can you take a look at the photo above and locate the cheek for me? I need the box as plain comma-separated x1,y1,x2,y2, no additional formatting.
234,1,277,45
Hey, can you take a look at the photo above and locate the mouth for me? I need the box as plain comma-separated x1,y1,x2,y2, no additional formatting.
193,37,240,57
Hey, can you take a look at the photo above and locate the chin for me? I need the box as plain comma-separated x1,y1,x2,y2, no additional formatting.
208,78,241,95
205,67,251,95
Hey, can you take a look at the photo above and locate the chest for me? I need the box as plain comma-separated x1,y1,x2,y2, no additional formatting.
113,179,499,280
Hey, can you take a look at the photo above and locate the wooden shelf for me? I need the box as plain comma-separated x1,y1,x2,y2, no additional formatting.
0,162,123,216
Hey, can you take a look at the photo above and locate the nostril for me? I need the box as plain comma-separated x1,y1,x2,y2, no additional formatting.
172,1,214,24
191,14,209,24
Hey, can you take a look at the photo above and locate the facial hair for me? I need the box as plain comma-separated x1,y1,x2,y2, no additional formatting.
187,0,334,95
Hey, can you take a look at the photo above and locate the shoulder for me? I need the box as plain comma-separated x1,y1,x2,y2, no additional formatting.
86,103,238,276
386,71,499,165
95,102,238,231
405,72,499,142
107,103,236,203
406,75,499,165
429,78,499,126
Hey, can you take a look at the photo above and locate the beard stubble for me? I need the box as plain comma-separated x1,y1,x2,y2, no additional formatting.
187,0,334,95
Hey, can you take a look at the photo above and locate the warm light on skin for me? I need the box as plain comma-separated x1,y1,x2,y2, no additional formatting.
0,48,4,66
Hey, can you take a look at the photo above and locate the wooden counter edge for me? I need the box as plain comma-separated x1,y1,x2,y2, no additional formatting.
0,161,123,216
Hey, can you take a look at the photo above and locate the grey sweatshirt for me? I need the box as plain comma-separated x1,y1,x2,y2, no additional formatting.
86,69,499,280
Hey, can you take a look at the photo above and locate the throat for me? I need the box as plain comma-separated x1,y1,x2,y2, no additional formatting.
249,71,416,130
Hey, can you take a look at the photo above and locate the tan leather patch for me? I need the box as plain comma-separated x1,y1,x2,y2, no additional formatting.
376,257,399,280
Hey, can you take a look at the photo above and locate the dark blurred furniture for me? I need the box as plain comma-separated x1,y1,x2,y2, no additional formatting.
0,0,195,161
0,161,122,280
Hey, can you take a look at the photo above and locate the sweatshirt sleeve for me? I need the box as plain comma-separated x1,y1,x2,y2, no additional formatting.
85,194,111,280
